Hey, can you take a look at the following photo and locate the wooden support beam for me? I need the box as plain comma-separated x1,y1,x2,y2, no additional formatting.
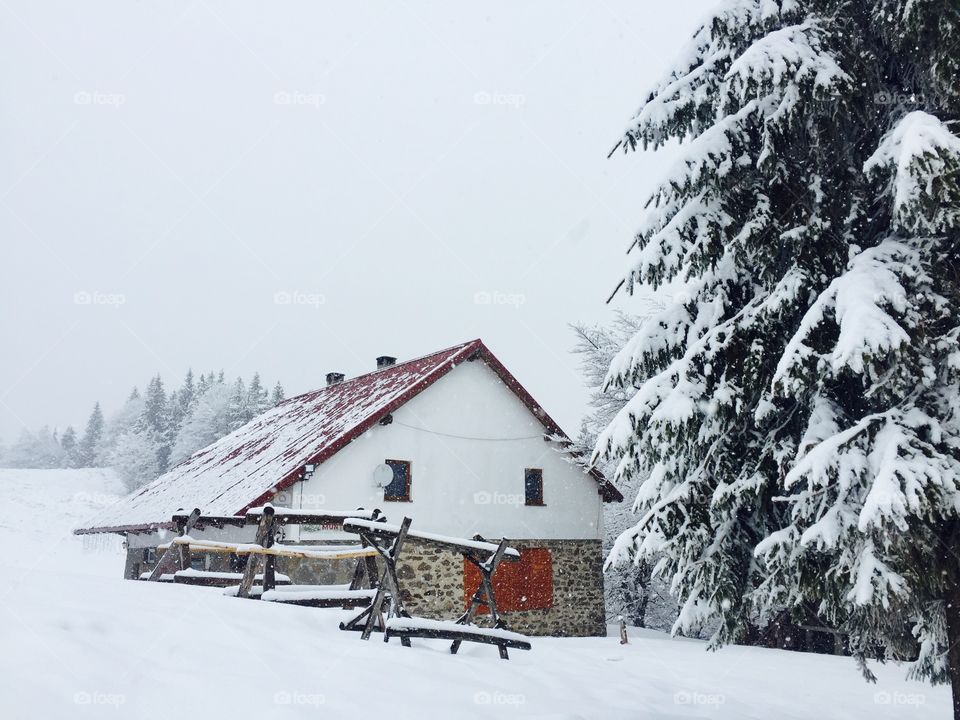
147,508,200,582
236,507,275,599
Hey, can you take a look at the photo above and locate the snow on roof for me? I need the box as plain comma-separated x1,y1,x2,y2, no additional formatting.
77,339,619,535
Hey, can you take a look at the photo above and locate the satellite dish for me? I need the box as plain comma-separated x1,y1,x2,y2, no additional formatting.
373,463,394,489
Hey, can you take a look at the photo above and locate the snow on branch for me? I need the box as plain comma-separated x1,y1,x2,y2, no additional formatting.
864,110,960,234
781,405,957,541
725,21,850,102
771,239,916,391
617,0,803,150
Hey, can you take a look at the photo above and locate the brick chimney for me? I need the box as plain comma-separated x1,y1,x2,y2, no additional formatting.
376,356,397,369
326,372,345,386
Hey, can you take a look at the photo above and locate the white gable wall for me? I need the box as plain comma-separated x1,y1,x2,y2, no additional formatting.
279,359,603,541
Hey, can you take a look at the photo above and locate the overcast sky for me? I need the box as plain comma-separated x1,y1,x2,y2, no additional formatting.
0,1,705,443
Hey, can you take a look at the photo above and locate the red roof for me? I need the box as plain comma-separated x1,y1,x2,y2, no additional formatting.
76,339,619,534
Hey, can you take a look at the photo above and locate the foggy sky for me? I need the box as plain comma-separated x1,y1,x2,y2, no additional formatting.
0,0,705,443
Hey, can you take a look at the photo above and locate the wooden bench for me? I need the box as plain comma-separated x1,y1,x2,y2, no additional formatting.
339,516,530,659
384,618,531,652
259,585,379,608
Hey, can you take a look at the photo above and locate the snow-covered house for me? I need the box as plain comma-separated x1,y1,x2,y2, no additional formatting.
77,339,621,636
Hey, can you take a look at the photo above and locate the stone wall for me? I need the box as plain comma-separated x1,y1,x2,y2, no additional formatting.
127,538,607,637
395,538,606,637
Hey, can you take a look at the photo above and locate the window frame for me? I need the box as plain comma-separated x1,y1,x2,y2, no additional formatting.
383,458,412,502
524,467,544,506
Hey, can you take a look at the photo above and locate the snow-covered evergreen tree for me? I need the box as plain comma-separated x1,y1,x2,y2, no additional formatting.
271,381,285,406
597,0,960,708
96,388,144,467
226,377,250,431
248,372,270,416
77,402,104,467
107,425,161,492
170,378,233,466
179,369,196,412
166,370,194,442
59,425,79,467
142,375,172,472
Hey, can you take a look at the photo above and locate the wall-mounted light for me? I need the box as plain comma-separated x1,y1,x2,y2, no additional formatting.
302,463,317,482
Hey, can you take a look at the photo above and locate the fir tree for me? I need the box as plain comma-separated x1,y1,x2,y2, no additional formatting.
59,425,78,468
226,377,249,431
77,402,104,467
96,389,144,467
143,375,172,472
179,369,196,412
271,381,285,406
598,0,960,711
108,426,160,492
247,372,270,417
170,378,233,465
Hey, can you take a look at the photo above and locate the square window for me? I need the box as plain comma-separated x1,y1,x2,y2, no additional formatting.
384,459,411,502
524,468,544,506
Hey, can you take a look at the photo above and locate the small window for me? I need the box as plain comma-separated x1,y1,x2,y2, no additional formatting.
384,459,411,502
524,468,544,506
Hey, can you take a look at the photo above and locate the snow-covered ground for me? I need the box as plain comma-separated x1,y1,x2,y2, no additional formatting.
0,469,949,719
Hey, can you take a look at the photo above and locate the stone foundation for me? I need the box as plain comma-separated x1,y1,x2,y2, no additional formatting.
394,538,606,637
127,537,606,637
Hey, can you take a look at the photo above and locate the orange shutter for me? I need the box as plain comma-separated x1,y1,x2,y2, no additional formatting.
464,548,553,612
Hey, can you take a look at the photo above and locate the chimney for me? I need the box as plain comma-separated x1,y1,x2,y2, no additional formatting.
326,372,345,386
376,356,397,369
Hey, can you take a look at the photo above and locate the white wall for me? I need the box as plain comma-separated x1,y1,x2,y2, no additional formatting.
278,359,604,542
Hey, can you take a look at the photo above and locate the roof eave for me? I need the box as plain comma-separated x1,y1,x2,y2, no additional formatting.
74,521,175,536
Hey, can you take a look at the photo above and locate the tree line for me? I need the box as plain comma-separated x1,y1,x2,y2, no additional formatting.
1,370,285,491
